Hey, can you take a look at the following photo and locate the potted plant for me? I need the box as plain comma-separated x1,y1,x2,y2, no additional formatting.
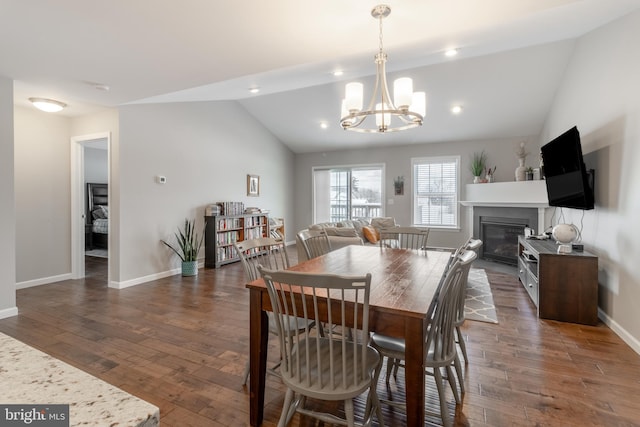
470,151,487,183
393,176,404,195
161,218,205,276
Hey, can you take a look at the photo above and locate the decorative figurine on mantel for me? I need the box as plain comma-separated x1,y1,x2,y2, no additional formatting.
515,141,529,181
485,166,496,183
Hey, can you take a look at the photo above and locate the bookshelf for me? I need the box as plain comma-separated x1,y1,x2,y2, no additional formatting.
204,213,270,268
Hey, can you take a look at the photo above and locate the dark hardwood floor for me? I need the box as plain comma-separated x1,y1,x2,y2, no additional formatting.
1,249,639,426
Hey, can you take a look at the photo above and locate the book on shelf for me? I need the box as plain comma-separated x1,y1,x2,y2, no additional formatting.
215,201,245,216
205,204,221,216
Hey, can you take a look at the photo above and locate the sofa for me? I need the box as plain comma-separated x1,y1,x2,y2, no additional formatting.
296,217,397,262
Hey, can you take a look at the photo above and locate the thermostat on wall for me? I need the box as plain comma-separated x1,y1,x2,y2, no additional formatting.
156,175,167,184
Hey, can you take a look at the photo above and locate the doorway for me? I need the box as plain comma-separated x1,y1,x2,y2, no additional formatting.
70,132,110,283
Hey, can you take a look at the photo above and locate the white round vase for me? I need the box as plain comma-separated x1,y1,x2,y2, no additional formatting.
552,224,578,244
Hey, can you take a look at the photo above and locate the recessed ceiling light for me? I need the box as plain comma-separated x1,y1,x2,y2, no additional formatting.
320,122,328,129
445,49,458,57
333,70,344,77
451,105,463,114
249,87,260,94
28,97,66,113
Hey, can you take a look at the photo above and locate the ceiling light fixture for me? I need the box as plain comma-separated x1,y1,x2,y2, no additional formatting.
445,49,459,57
333,70,344,77
451,105,463,114
28,97,67,113
340,4,425,133
249,87,260,94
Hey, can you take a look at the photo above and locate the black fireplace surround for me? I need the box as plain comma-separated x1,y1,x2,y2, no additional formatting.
473,206,538,265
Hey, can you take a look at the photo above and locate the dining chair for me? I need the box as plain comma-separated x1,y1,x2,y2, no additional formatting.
378,226,430,250
297,228,354,339
369,249,477,427
454,238,483,365
377,225,431,382
297,229,332,259
234,237,315,385
386,237,480,385
258,267,384,427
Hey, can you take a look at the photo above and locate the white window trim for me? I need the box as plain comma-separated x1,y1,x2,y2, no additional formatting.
411,155,461,229
312,163,386,224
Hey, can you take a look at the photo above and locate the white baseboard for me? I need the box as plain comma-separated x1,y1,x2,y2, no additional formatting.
598,308,640,355
16,273,73,290
109,261,204,289
0,306,18,320
110,268,179,289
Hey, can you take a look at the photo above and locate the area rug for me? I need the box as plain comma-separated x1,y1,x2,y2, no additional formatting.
465,268,498,323
85,249,108,258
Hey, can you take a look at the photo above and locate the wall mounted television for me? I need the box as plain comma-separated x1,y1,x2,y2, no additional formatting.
541,126,595,210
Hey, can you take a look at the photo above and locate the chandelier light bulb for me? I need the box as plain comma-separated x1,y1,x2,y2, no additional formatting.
375,103,391,130
393,77,413,110
412,92,427,118
344,82,363,112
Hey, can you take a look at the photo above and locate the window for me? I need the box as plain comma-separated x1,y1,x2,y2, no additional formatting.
313,165,384,223
412,156,459,228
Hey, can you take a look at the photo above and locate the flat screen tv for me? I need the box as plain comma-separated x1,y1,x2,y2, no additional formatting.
541,126,594,210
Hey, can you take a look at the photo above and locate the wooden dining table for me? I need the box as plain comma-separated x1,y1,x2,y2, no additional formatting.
246,244,452,427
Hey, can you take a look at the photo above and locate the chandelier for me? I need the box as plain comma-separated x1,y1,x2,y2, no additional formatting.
340,4,425,133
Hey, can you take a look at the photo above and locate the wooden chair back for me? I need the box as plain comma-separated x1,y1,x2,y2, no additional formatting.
297,229,332,259
379,226,430,250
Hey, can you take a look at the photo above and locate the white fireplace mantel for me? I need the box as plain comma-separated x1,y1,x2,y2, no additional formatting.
460,181,549,233
460,181,549,208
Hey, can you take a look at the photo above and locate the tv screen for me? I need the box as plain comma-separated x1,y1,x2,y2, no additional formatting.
541,126,594,210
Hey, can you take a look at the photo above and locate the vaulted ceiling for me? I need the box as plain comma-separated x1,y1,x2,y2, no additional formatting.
2,0,639,152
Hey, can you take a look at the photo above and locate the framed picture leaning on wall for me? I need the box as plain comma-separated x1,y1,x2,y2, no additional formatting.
247,174,260,196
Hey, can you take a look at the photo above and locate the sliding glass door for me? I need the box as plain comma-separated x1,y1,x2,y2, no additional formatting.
313,165,384,223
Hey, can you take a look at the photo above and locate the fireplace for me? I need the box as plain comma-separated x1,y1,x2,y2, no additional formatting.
473,206,538,265
480,217,528,264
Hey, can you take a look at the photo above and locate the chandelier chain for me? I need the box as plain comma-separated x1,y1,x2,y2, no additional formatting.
378,13,384,55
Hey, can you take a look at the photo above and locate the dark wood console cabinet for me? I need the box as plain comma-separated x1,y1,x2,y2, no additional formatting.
518,235,598,325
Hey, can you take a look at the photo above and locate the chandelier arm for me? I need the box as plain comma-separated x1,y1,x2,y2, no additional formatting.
341,109,423,131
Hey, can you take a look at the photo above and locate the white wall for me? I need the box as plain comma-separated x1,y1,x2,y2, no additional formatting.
0,75,16,318
14,106,71,284
11,99,293,291
84,147,108,184
540,11,640,351
117,101,294,285
294,136,538,249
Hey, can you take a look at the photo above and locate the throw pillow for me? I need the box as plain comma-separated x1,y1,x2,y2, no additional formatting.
362,225,380,243
324,227,359,238
309,222,337,231
370,217,396,231
333,228,359,238
92,205,108,219
338,219,369,239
